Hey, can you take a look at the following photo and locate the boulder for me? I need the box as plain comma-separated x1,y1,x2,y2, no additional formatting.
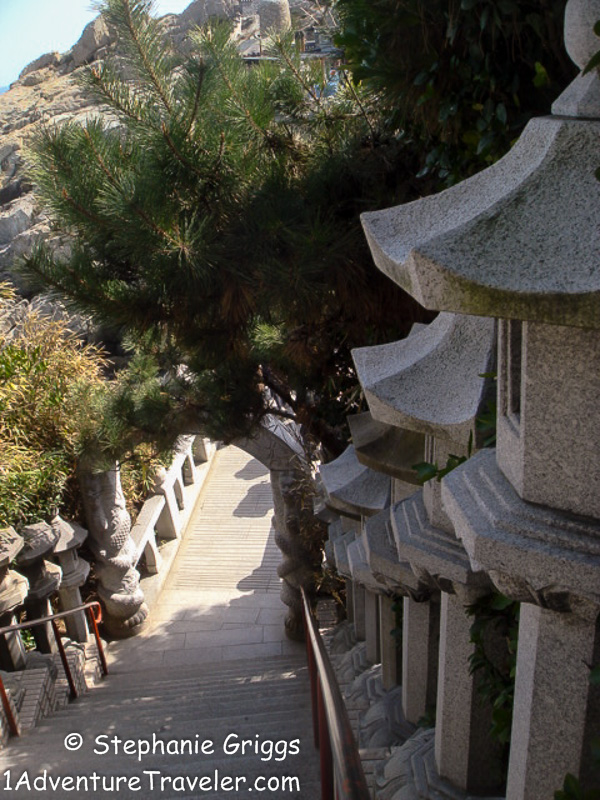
71,16,114,68
0,197,36,245
19,52,61,79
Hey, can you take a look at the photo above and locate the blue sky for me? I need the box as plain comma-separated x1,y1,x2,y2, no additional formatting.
0,0,193,87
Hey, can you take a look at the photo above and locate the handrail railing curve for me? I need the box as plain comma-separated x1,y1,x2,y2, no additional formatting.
301,586,370,800
0,601,108,738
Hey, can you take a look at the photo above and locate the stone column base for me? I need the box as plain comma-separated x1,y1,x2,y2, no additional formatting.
375,728,505,800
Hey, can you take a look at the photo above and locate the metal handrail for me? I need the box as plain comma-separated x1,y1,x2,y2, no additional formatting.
301,587,370,800
0,601,108,738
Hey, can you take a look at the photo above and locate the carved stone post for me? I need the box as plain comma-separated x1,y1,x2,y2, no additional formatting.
506,603,600,800
0,528,29,671
17,522,62,653
402,593,439,726
236,416,324,640
78,460,147,638
52,516,90,643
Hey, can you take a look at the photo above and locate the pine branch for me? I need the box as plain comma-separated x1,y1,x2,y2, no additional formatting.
102,0,174,115
271,36,322,106
200,30,276,153
81,127,183,249
83,64,149,127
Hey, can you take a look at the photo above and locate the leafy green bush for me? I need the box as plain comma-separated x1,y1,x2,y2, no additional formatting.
0,285,107,526
334,0,575,186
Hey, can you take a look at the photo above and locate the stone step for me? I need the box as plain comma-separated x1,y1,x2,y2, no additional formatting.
0,652,320,800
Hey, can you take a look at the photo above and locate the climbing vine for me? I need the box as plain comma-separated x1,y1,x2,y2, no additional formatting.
466,592,519,776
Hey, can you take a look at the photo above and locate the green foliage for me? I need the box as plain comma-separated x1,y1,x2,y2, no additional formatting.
334,0,575,186
555,774,600,800
0,285,107,526
467,592,519,773
21,0,429,456
0,284,169,526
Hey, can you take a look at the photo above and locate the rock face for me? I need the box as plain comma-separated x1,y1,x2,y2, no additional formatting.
0,0,297,284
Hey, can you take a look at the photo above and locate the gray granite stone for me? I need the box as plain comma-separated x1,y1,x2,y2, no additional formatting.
364,588,381,663
0,527,23,569
390,491,487,593
51,516,87,553
333,529,356,579
354,582,367,640
362,509,426,599
379,595,402,690
17,522,59,567
497,320,600,518
435,591,505,794
564,0,600,69
361,117,600,328
442,449,600,609
375,727,503,800
348,536,388,594
0,570,28,614
401,595,440,726
353,314,496,446
235,414,304,471
320,445,391,518
506,603,600,800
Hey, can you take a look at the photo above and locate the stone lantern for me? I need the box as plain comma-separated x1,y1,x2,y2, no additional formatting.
0,528,29,670
320,445,390,653
51,516,90,643
16,522,62,653
352,313,500,795
357,1,600,797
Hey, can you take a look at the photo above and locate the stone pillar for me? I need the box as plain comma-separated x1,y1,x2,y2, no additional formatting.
78,461,147,638
506,604,600,800
365,589,380,663
380,594,401,690
402,593,440,725
435,590,504,794
353,583,366,641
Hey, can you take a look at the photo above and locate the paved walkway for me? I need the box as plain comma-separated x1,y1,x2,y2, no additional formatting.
109,445,304,670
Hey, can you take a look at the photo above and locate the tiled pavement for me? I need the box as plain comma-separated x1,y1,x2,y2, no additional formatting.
108,445,304,671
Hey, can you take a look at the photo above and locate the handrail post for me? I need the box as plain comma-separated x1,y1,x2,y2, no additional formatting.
0,675,20,737
87,605,108,676
51,620,77,700
317,677,335,800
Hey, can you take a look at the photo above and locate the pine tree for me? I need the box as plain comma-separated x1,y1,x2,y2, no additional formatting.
21,0,427,458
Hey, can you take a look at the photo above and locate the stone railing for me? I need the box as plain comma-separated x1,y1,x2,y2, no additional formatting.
130,436,216,580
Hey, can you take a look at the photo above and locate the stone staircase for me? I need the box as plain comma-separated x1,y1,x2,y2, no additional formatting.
0,652,319,799
0,448,322,798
